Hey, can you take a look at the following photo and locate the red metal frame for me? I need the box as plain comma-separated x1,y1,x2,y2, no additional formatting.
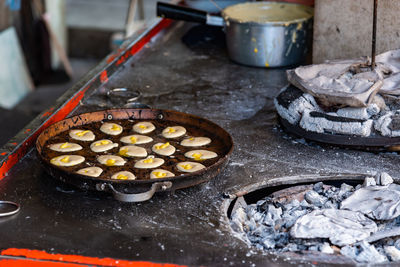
0,248,185,267
0,18,172,180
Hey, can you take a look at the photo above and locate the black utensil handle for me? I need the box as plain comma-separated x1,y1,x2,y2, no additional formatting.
157,2,207,24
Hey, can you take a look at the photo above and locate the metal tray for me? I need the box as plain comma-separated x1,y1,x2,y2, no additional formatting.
36,108,234,202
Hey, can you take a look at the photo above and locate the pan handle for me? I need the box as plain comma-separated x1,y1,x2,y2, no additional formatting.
96,181,172,202
156,2,224,27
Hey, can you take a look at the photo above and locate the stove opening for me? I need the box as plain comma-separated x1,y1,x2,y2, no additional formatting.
227,173,400,264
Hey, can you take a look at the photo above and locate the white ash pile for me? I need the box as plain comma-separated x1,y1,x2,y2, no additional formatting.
275,49,400,138
230,173,400,263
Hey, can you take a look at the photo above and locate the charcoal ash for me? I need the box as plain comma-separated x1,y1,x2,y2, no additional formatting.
341,183,400,220
341,241,387,263
230,173,400,263
304,190,328,207
379,172,394,186
290,209,378,246
274,83,400,138
385,246,400,261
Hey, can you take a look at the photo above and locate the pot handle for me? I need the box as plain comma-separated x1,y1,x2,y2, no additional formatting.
157,2,224,27
96,181,172,202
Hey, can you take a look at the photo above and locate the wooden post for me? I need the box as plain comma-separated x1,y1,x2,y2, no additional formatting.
0,0,12,31
371,0,378,70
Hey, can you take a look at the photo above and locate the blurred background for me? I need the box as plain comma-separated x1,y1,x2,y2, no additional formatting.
0,0,164,145
0,0,314,146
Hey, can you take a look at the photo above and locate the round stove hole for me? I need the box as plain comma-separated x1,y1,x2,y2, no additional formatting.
226,173,400,265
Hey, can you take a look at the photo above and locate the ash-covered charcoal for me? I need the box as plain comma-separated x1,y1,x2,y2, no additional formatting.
336,103,380,120
362,176,376,187
261,205,282,226
290,209,377,246
379,172,394,186
320,242,334,254
299,110,373,137
230,180,400,263
337,183,355,200
304,190,328,207
341,241,387,263
375,110,400,137
230,207,247,233
282,208,308,228
322,201,338,209
312,182,324,194
341,183,400,220
274,86,321,125
384,246,400,261
300,199,315,209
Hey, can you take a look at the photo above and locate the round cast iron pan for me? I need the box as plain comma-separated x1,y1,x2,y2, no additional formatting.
279,116,400,151
36,109,234,202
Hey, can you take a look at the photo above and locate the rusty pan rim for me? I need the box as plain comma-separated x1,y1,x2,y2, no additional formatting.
36,108,234,188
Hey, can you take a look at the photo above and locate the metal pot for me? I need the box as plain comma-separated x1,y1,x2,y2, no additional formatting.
157,2,313,67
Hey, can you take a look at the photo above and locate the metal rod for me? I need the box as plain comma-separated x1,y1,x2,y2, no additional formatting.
371,0,378,70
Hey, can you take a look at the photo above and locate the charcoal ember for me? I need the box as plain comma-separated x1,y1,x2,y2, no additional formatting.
248,226,278,249
384,246,400,261
341,183,400,220
283,199,301,212
262,237,276,249
340,245,358,260
252,211,264,223
255,243,263,250
380,172,394,186
341,242,387,263
230,207,247,233
355,241,387,263
257,197,276,212
273,219,285,231
246,205,258,218
290,209,377,246
299,110,373,137
251,225,274,238
375,110,400,137
256,199,267,207
273,232,289,249
295,244,308,251
323,200,338,209
322,186,338,201
336,104,380,120
338,183,355,199
283,243,299,252
304,190,328,207
274,85,321,124
300,199,312,209
313,182,324,194
363,177,377,187
282,209,308,228
262,204,282,226
244,217,257,232
384,238,395,246
320,242,334,254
